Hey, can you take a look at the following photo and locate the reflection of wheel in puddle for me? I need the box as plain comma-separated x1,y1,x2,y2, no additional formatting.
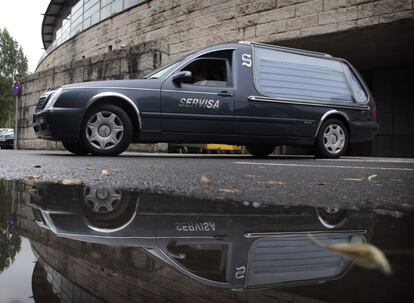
84,188,121,214
82,187,138,231
316,207,347,229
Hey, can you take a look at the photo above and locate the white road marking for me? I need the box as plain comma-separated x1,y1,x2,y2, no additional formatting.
234,161,414,171
321,157,414,164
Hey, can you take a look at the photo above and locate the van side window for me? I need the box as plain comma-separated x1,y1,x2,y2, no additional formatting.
253,47,368,103
181,58,228,87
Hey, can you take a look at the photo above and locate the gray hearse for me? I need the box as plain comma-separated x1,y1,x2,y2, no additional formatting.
33,42,378,158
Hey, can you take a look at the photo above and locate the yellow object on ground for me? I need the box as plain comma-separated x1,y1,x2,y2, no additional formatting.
203,144,242,152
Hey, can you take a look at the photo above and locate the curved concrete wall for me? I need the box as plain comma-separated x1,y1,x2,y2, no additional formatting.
18,0,414,150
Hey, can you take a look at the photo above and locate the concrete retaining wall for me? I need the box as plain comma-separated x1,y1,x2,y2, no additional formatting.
18,0,414,151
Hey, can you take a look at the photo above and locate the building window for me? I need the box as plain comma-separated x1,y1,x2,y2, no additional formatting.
49,0,146,51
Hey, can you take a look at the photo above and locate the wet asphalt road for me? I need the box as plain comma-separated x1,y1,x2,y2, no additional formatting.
0,149,413,212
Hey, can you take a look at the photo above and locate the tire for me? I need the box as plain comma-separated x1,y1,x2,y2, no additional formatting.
62,140,89,155
81,104,132,156
315,118,348,158
246,144,275,158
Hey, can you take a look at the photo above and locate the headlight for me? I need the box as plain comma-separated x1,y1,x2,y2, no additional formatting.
44,88,62,109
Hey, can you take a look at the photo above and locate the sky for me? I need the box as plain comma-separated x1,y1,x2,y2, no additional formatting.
0,0,51,73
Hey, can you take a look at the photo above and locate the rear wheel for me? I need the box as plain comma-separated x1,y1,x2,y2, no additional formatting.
246,144,275,158
81,105,132,156
315,118,348,158
62,140,88,155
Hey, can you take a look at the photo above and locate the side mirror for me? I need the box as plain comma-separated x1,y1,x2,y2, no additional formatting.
172,71,192,84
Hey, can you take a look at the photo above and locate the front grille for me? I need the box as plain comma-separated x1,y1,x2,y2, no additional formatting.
35,96,47,112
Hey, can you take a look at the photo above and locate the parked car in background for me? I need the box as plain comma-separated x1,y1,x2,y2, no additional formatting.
33,42,378,158
0,128,14,149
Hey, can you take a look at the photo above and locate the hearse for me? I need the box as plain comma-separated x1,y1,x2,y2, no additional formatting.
33,42,378,158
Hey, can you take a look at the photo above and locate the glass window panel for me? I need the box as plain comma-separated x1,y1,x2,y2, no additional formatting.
124,0,139,8
72,7,83,20
102,0,113,6
111,0,123,14
83,17,92,29
72,0,83,13
101,4,111,19
72,24,82,36
62,18,71,31
71,16,82,29
91,11,100,25
342,64,368,103
84,2,100,19
253,47,364,103
84,0,100,11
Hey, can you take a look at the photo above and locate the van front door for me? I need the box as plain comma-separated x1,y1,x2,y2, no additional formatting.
161,57,234,136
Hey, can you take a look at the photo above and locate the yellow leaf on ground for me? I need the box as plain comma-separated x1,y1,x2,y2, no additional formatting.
308,234,392,274
218,188,240,193
24,175,41,181
200,175,211,186
101,169,109,176
261,180,285,187
368,174,378,181
342,177,364,181
61,179,82,185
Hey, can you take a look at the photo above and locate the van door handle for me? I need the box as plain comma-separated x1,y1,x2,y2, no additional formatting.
218,91,233,97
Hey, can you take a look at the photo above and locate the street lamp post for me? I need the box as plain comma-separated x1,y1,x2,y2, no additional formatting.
12,80,22,150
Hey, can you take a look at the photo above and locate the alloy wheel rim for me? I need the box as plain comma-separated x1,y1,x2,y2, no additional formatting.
84,187,122,213
323,124,345,154
85,111,124,150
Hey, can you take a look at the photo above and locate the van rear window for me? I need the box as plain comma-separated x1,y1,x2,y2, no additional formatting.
253,46,368,103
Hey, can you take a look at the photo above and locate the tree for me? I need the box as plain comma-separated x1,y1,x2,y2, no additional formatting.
0,180,21,274
0,28,28,128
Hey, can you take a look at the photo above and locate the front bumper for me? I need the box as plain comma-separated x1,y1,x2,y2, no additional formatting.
349,121,380,143
33,108,85,140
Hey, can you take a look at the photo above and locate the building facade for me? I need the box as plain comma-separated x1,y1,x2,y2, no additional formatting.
18,0,414,156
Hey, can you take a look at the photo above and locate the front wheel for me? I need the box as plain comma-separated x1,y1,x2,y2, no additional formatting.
315,119,348,158
62,140,89,155
81,105,132,156
246,144,275,158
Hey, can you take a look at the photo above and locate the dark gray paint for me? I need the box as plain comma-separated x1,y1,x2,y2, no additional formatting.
32,42,379,146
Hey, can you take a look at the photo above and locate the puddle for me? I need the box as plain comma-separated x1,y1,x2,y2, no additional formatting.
0,179,413,302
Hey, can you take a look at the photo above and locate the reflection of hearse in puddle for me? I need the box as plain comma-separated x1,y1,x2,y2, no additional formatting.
28,182,374,290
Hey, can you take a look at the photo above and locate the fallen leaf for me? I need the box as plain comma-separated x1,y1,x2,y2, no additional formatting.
200,175,211,186
34,165,41,168
368,174,378,182
308,234,392,275
314,182,328,186
24,175,41,181
244,174,257,178
218,188,240,193
61,179,82,185
253,202,261,208
101,169,109,176
342,177,364,181
85,165,94,171
261,180,285,187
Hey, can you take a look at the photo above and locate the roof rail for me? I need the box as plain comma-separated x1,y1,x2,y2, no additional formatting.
238,41,332,58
